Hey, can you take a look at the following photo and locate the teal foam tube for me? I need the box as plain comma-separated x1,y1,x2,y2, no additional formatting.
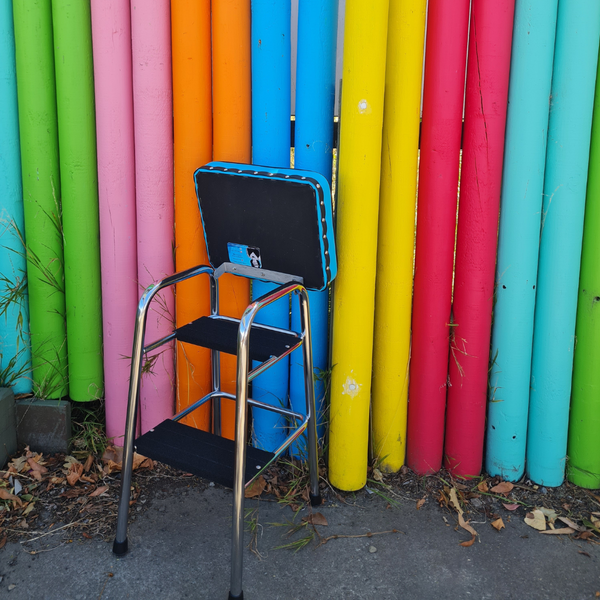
486,0,558,481
290,0,338,457
250,0,291,451
0,1,31,394
52,0,104,401
527,0,600,487
13,0,68,399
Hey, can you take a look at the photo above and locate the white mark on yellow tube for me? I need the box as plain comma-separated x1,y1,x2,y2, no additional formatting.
343,376,362,398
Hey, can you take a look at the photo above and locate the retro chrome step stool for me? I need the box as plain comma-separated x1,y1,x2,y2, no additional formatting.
112,161,337,599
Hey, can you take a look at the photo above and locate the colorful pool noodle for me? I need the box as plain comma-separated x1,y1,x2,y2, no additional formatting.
289,0,338,459
371,0,426,473
13,0,68,399
250,0,291,452
212,0,252,439
52,0,104,402
486,0,559,482
568,49,600,490
172,0,212,432
329,0,389,492
130,0,175,433
0,2,31,395
91,0,138,443
528,1,600,487
406,0,470,475
444,0,516,479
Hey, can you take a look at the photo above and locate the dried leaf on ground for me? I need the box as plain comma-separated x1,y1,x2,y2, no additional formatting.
459,535,476,547
9,456,28,473
477,481,489,493
557,516,586,533
89,486,109,497
525,509,546,531
539,527,576,535
490,482,514,495
0,535,6,549
0,489,22,505
502,503,519,511
416,497,426,510
458,513,478,538
83,455,94,473
539,507,558,524
372,468,384,483
67,463,84,486
303,513,328,526
245,476,266,499
491,518,505,532
449,488,463,515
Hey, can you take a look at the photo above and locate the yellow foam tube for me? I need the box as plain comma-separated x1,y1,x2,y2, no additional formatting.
371,0,427,472
329,0,390,491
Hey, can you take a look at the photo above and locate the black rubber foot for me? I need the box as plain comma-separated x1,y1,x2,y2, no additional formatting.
112,538,128,556
228,592,243,599
310,492,322,507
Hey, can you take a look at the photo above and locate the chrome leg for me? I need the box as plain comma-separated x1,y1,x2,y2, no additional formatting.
113,294,152,555
210,274,222,436
298,288,321,505
229,308,254,599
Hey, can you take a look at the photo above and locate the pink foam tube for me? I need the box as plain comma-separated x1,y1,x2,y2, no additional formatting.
407,0,471,474
91,1,138,443
445,0,516,478
130,0,175,433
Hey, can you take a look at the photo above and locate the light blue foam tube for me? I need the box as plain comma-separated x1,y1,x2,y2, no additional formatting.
250,0,291,451
290,0,338,458
0,2,31,394
527,1,600,487
486,0,559,481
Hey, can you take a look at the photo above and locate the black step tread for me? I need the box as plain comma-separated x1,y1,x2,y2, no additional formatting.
134,419,274,488
176,316,300,363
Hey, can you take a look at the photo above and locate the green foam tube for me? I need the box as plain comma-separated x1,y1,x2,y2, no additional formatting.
568,46,600,489
52,0,103,401
13,0,68,399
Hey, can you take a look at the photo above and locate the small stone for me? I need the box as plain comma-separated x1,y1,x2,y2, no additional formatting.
8,584,16,591
369,546,377,553
540,487,547,495
470,498,483,508
209,482,215,487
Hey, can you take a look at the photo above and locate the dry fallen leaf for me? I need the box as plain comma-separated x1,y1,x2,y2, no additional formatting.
502,503,519,511
302,512,328,526
525,509,546,531
477,481,489,493
490,481,514,495
0,488,22,505
67,463,84,486
244,476,266,499
459,535,476,547
491,518,505,532
83,455,94,473
449,488,463,515
416,497,426,510
9,456,28,473
557,516,586,533
539,527,576,535
539,507,558,524
372,468,384,483
458,512,478,537
575,531,595,541
89,486,109,497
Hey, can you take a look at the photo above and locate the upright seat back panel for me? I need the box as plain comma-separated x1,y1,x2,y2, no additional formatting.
194,161,337,291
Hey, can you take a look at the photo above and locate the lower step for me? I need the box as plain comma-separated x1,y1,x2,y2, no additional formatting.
134,419,275,488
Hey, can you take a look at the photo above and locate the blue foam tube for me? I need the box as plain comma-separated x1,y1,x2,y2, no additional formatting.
486,0,559,482
527,1,600,487
290,0,338,458
250,0,291,451
0,2,31,394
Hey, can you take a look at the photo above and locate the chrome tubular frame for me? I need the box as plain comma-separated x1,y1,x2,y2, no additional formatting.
113,265,214,555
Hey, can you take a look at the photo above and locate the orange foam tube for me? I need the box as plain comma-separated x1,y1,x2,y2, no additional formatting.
212,0,252,439
172,1,213,431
